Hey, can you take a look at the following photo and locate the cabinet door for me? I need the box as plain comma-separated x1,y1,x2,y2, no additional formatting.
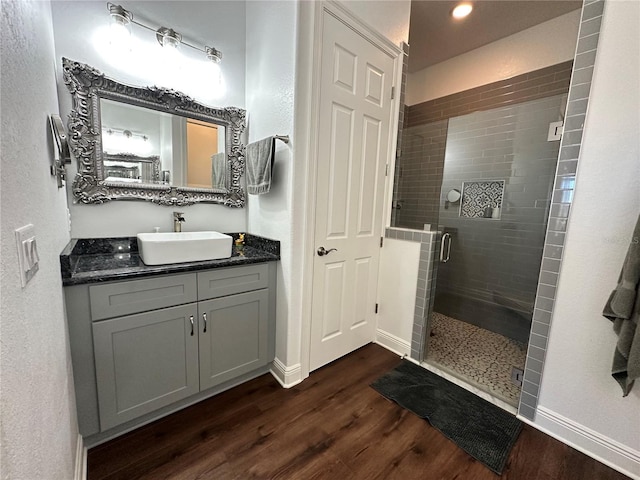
93,304,199,430
198,289,269,390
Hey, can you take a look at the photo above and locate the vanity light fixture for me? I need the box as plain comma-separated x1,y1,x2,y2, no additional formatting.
103,127,151,154
108,3,132,38
155,27,181,50
105,128,148,142
452,2,473,19
106,3,223,64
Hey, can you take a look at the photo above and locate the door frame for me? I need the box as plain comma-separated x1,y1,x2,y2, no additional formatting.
297,0,403,380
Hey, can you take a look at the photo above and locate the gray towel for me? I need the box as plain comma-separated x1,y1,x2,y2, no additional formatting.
246,137,275,195
211,152,226,191
603,213,640,396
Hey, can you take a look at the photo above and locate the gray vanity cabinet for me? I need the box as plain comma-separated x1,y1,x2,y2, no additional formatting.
92,304,200,430
64,262,276,444
198,289,269,390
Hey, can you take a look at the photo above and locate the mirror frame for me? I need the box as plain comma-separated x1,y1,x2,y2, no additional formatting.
103,153,161,182
62,57,246,207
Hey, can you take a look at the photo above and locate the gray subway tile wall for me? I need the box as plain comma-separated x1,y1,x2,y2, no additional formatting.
518,0,605,421
406,61,573,128
391,42,410,227
394,120,448,229
431,94,568,343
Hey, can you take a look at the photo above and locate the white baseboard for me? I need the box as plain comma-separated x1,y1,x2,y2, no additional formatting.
375,329,410,357
270,357,303,388
74,434,87,480
524,406,640,479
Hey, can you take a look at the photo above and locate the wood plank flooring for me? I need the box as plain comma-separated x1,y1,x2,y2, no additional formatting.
88,344,630,480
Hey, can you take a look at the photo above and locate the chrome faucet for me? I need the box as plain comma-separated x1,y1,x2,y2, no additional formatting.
173,212,185,232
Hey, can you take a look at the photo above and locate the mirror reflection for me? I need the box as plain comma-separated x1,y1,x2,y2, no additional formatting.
100,99,226,189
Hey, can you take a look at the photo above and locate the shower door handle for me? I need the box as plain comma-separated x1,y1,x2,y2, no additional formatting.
440,233,451,263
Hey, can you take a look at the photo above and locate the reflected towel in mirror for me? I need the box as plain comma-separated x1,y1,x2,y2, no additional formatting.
246,137,275,195
211,152,226,191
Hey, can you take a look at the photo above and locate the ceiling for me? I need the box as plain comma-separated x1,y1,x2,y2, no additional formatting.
408,1,583,73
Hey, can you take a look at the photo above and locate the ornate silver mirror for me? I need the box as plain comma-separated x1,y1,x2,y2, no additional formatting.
62,57,246,206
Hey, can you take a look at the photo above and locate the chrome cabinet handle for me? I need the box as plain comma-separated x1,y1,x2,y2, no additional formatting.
440,233,451,263
202,312,207,333
317,246,338,256
189,315,194,336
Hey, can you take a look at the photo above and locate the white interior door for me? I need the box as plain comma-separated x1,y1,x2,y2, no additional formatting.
309,11,396,371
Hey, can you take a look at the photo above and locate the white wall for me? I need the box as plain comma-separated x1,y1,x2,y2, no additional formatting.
406,10,581,105
376,238,420,355
536,1,640,477
50,1,248,238
0,1,79,479
340,0,411,47
245,1,299,378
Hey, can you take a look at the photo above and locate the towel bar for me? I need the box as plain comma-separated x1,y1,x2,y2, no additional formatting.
274,135,290,144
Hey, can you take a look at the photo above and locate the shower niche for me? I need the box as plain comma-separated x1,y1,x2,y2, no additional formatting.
459,180,504,220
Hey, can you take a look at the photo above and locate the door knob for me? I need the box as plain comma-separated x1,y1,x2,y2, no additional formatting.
317,246,338,256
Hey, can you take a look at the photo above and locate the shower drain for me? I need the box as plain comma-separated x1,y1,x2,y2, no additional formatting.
511,367,524,387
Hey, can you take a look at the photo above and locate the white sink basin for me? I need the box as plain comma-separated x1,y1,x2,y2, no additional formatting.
137,231,233,265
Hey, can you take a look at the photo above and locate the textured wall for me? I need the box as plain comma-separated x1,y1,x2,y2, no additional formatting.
50,1,248,238
0,1,79,479
245,1,298,369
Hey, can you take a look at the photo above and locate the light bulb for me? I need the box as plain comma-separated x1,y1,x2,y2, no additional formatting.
452,3,473,19
108,4,132,52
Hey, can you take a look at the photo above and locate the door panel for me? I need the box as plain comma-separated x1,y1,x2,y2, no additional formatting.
327,104,354,238
333,44,357,92
310,11,395,371
92,304,199,430
320,261,346,339
357,116,382,235
198,290,269,390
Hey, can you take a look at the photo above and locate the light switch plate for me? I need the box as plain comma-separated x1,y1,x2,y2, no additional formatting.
15,224,39,287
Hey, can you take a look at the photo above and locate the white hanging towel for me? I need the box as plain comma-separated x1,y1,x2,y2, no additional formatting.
246,136,275,195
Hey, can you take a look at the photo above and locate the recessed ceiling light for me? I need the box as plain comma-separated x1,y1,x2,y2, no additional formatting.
452,3,473,19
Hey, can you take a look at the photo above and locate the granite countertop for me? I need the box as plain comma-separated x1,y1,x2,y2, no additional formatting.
60,233,280,286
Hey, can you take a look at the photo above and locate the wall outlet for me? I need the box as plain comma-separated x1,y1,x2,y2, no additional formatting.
15,224,40,287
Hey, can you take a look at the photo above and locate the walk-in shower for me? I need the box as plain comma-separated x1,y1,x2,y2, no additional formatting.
392,62,573,406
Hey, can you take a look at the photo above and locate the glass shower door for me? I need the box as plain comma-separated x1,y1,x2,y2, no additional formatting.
425,94,567,404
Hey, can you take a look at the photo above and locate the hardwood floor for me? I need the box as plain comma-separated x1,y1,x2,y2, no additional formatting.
88,344,630,480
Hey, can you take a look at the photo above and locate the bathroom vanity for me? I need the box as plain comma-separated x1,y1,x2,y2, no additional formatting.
60,234,279,446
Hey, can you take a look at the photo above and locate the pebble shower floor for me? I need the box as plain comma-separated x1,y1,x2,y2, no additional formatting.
426,312,527,406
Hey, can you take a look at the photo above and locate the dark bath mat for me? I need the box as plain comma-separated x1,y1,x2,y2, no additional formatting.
371,360,522,474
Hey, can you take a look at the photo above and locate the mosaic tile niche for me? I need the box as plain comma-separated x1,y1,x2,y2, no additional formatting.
460,181,505,219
